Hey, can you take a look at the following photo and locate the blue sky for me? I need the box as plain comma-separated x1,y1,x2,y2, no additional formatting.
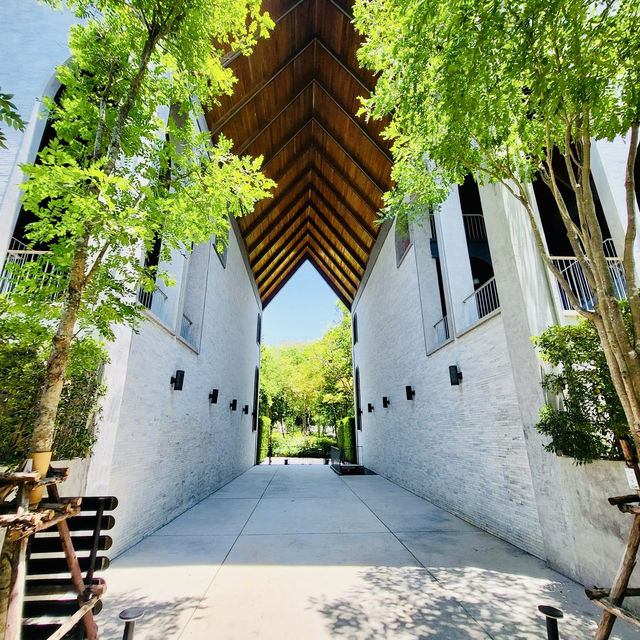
262,260,341,345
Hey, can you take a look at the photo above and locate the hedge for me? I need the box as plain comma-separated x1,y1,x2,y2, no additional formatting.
256,415,271,463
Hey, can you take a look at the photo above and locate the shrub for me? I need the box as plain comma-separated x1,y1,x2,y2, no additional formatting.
533,312,629,464
0,313,108,469
337,416,356,463
257,416,271,463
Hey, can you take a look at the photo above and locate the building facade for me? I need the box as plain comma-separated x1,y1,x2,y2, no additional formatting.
1,0,638,591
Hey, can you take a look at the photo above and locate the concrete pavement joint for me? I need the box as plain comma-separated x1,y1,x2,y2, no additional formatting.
176,466,280,640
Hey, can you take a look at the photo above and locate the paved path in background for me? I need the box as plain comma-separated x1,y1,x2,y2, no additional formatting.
100,465,636,639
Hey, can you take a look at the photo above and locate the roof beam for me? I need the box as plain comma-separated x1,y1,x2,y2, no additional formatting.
251,203,311,271
307,232,360,291
259,239,309,294
309,169,376,239
313,81,393,163
244,168,313,240
261,119,313,170
307,214,365,272
211,41,315,137
256,222,310,288
315,39,372,93
222,0,310,67
310,185,372,255
237,81,314,156
312,147,381,214
311,119,387,194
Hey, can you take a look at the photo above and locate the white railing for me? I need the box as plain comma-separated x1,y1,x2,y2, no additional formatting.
462,277,500,328
180,313,193,343
462,214,487,241
551,255,627,311
0,237,58,296
432,315,450,348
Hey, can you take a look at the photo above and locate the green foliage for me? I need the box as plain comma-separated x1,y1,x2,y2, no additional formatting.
534,314,630,464
0,311,108,468
0,89,25,150
259,303,354,431
353,0,640,220
10,0,275,336
270,433,335,459
337,417,356,463
256,415,271,463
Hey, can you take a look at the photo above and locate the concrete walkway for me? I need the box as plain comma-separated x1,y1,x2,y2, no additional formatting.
99,465,636,639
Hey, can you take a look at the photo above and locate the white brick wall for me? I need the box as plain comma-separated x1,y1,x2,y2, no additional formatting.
101,221,260,556
353,218,546,558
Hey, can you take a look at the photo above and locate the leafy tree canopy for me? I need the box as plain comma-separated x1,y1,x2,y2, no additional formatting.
353,0,640,219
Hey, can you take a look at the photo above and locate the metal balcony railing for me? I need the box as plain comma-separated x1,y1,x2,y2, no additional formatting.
137,284,167,311
462,276,500,328
0,237,59,296
463,213,487,241
432,315,450,348
551,240,627,311
180,313,193,343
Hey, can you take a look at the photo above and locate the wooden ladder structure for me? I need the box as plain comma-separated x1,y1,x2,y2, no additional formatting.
1,465,115,640
588,439,640,639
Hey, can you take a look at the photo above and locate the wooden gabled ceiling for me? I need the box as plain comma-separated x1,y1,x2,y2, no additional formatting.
204,0,393,308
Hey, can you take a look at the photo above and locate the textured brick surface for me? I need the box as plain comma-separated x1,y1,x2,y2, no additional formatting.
104,230,260,556
353,220,546,558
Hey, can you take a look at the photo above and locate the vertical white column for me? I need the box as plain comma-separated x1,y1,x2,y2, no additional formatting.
435,187,475,332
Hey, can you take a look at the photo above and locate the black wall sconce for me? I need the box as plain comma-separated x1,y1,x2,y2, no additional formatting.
382,396,390,408
230,399,237,411
243,405,249,414
449,365,463,386
367,403,374,413
405,385,415,400
208,389,219,404
171,370,185,391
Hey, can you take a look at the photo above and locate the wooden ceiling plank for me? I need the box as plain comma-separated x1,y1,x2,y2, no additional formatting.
313,81,393,163
211,41,315,137
271,147,312,183
256,219,310,287
222,0,310,68
307,233,359,290
247,179,312,254
307,214,365,272
258,240,308,292
310,186,372,255
315,38,371,93
261,119,313,170
312,119,386,194
237,81,314,156
312,147,380,214
309,170,375,240
259,234,309,291
251,203,310,270
244,168,312,240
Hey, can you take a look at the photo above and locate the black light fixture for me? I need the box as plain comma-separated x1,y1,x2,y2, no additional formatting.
230,399,237,411
449,365,463,386
405,385,415,400
382,396,390,408
170,370,185,391
367,403,374,413
243,405,249,414
208,389,219,404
